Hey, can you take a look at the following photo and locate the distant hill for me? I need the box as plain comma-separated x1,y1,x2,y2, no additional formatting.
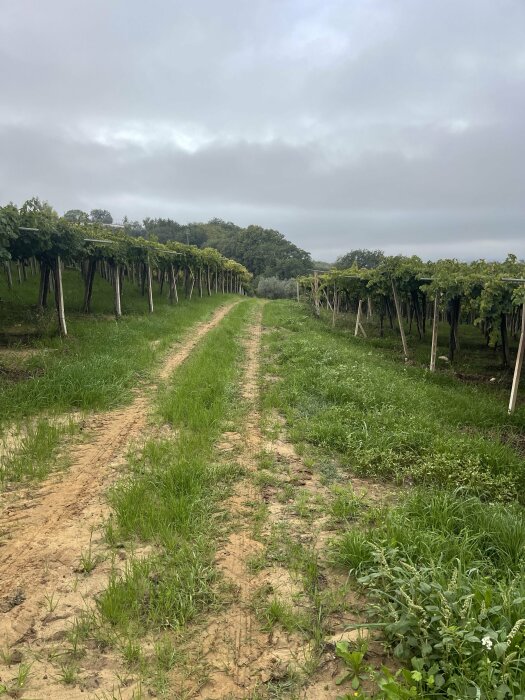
124,217,312,279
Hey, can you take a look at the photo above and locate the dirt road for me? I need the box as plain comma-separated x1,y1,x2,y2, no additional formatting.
0,302,237,650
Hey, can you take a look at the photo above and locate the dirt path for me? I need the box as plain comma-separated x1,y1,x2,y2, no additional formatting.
0,301,237,651
176,307,331,698
175,305,389,700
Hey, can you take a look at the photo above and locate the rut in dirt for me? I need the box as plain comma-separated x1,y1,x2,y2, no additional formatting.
0,301,237,647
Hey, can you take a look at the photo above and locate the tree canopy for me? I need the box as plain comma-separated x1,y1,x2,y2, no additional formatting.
125,217,312,279
335,249,385,269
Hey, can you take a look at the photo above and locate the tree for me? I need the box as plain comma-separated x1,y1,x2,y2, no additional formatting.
0,204,18,262
64,209,89,224
336,249,385,269
90,209,113,224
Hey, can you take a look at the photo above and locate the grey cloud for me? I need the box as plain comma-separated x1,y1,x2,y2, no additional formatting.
1,0,524,261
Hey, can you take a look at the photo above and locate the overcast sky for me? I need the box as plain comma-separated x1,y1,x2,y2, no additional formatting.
1,1,524,261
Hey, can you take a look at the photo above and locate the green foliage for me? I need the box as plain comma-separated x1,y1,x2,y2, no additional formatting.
262,299,525,697
262,302,525,503
90,208,113,224
2,197,252,291
335,249,385,270
256,277,296,299
136,217,313,278
63,209,90,224
0,204,18,262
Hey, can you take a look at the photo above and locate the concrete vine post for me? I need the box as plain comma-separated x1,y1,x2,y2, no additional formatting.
313,271,320,317
332,282,337,327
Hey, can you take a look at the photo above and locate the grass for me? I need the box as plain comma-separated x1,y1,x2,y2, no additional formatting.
328,305,521,383
97,300,255,635
261,301,525,698
0,267,239,424
332,490,525,697
0,418,77,487
262,301,525,503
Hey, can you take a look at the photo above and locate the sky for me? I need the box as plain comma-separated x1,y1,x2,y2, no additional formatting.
1,0,524,262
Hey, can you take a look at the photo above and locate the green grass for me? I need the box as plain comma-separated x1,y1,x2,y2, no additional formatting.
261,301,525,698
0,418,77,486
262,301,525,503
0,267,238,425
328,306,520,383
333,490,525,698
98,300,256,633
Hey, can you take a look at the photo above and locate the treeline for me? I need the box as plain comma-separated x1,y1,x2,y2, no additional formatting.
1,198,251,336
62,209,312,279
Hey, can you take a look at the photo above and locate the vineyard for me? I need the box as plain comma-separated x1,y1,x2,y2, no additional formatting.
0,198,251,337
0,213,525,699
299,255,525,413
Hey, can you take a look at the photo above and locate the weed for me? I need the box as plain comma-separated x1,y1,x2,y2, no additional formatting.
0,419,76,488
335,640,369,691
0,269,238,426
77,529,100,574
262,302,525,503
277,482,295,503
253,590,304,634
293,490,312,519
58,662,78,685
154,635,179,671
120,637,143,667
43,591,59,614
330,485,363,522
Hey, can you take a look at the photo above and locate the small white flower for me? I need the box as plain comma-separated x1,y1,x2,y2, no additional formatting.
481,635,493,650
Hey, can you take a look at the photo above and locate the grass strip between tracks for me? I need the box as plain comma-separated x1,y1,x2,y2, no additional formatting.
97,299,254,639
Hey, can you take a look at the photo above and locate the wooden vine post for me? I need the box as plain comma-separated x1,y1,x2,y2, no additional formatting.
53,256,67,336
296,280,300,302
83,259,97,312
4,261,13,289
114,262,122,318
147,257,154,313
354,299,367,338
313,271,320,317
508,297,525,415
169,264,178,304
391,280,408,360
429,291,440,372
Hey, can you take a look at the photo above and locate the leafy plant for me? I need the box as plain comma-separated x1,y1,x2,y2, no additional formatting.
335,640,369,690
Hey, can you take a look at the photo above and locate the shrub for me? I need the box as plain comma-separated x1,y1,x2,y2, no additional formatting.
256,277,296,299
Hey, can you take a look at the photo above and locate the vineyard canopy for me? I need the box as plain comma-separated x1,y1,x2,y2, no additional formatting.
298,254,525,414
1,198,251,335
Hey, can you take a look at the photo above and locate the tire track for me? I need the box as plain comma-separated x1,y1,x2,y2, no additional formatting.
0,301,238,648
